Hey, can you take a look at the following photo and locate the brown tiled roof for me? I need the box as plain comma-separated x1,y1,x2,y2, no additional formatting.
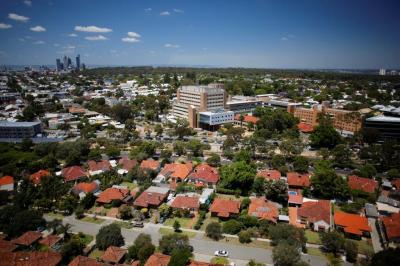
144,253,170,266
73,182,99,194
62,166,87,182
30,170,50,185
11,231,42,246
39,235,61,248
298,122,314,133
140,160,160,171
189,164,219,184
0,175,13,186
134,190,168,208
334,211,371,236
96,187,130,204
0,251,61,266
348,175,378,194
88,160,111,172
257,169,281,181
392,179,400,190
287,172,310,187
381,212,400,241
171,195,200,210
160,163,193,180
288,194,303,205
118,157,137,171
0,239,17,252
298,200,331,224
100,246,126,264
248,197,279,223
234,114,259,124
210,198,240,217
68,255,107,266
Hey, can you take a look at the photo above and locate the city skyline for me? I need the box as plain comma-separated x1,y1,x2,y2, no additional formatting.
0,0,399,69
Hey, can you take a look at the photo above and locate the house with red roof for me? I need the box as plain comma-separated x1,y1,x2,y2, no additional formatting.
210,198,240,218
296,200,331,232
96,187,131,204
118,157,137,175
88,160,112,176
348,175,378,194
62,165,87,182
68,255,107,266
39,235,62,250
100,246,126,264
29,170,50,185
234,114,259,128
334,211,371,238
288,193,303,206
0,251,61,266
157,162,193,183
170,194,200,213
381,212,400,244
11,231,42,247
187,164,219,187
0,239,17,252
248,197,279,223
392,179,400,191
257,169,281,182
287,172,310,189
133,186,169,209
0,175,14,191
140,159,161,172
145,253,171,266
72,181,100,199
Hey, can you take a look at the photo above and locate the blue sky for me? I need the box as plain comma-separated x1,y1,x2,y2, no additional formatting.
0,0,399,68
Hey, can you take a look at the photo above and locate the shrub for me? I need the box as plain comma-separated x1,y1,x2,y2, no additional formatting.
206,222,222,241
238,230,252,243
222,220,243,235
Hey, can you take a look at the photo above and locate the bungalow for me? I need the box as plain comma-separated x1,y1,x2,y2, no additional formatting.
118,157,137,175
140,159,161,172
39,235,62,250
69,255,107,266
134,186,169,209
156,162,193,183
210,198,240,218
170,194,200,213
187,164,219,187
145,253,171,266
287,172,310,189
248,197,279,223
381,212,400,244
297,200,331,232
0,175,14,191
334,211,371,238
0,251,61,266
11,231,42,248
100,246,126,264
72,181,100,199
88,160,112,176
29,169,50,185
96,187,131,205
257,169,281,182
61,165,87,182
348,175,378,194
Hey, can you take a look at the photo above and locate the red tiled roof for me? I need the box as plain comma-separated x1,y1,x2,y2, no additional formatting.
145,253,170,266
298,122,314,133
334,211,371,236
381,212,400,241
287,172,310,188
234,114,259,124
0,175,14,186
392,179,400,190
88,160,111,172
134,190,168,208
39,235,61,248
298,200,331,224
248,197,279,223
189,261,213,266
257,169,281,181
68,255,107,266
288,194,303,205
30,170,50,185
73,182,99,194
140,159,160,171
210,198,240,217
96,187,130,204
0,239,17,252
100,246,126,264
62,166,87,182
0,251,61,266
189,164,219,184
118,157,137,171
289,207,305,228
160,163,193,180
11,231,42,246
348,175,378,194
171,195,200,210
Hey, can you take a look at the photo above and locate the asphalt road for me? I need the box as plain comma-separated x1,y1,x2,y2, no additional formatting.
45,215,327,266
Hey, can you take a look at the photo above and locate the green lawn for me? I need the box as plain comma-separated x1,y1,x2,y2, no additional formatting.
81,216,105,224
46,212,64,220
210,257,229,265
89,248,104,259
305,230,322,245
159,227,197,238
121,182,137,190
200,215,219,231
76,233,94,246
307,247,325,258
37,244,49,251
113,221,133,229
164,217,192,229
223,236,271,249
352,239,374,255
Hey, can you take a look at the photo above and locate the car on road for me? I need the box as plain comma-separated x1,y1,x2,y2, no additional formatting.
131,221,144,228
214,250,229,257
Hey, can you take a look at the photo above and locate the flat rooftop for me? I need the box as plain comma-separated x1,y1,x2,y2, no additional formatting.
0,121,41,127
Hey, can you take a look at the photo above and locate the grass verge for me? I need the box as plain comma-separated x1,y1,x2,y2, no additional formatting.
159,227,197,238
81,216,105,224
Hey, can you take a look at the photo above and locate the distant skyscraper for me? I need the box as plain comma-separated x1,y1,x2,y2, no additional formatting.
63,56,68,70
379,68,386,75
76,54,81,70
67,57,72,69
56,59,62,71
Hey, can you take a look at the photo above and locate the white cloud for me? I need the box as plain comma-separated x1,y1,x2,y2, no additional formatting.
68,33,78,37
8,13,30,22
165,43,180,48
281,37,288,41
30,25,46,32
74,25,112,33
24,0,32,6
53,43,60,47
85,35,108,41
122,32,141,43
281,34,294,41
145,8,152,12
0,23,12,29
64,45,75,49
127,32,141,38
160,11,170,16
122,37,140,43
173,9,184,13
33,40,45,45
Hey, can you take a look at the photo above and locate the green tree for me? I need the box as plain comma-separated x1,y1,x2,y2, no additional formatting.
272,242,301,266
159,233,190,255
320,231,345,255
206,153,221,167
268,224,306,250
61,238,84,263
234,149,252,164
173,220,181,232
173,118,193,139
355,163,377,178
238,230,252,243
222,220,243,235
345,240,358,262
155,124,163,137
168,247,192,266
205,222,222,241
293,156,309,173
310,114,342,149
279,138,303,158
219,161,256,195
252,177,266,196
371,247,400,266
96,224,124,250
332,144,352,168
75,205,84,219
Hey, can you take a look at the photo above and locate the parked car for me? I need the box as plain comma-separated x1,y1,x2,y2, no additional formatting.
214,250,229,257
131,221,144,228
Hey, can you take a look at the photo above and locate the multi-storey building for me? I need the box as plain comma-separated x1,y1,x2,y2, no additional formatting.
0,121,42,139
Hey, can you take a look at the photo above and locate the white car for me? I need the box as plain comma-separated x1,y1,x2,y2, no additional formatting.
214,250,229,257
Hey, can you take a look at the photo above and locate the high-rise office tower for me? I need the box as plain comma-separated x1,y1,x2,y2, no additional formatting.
379,68,386,76
67,57,72,69
76,54,80,70
63,56,68,70
56,59,62,71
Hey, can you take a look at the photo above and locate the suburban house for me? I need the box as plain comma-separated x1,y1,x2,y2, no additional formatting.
134,186,169,209
11,231,42,248
210,198,240,218
88,160,112,176
96,187,131,204
39,235,62,250
381,212,400,245
288,193,303,206
248,197,279,223
156,162,193,183
140,159,161,172
145,253,171,266
61,165,87,182
376,195,400,215
117,157,137,175
72,181,100,199
170,194,200,213
187,164,219,187
69,255,107,266
348,175,378,194
257,169,281,182
0,175,14,191
29,169,50,185
1,251,61,266
287,172,310,189
296,200,331,232
334,211,371,238
100,246,127,264
0,239,17,252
